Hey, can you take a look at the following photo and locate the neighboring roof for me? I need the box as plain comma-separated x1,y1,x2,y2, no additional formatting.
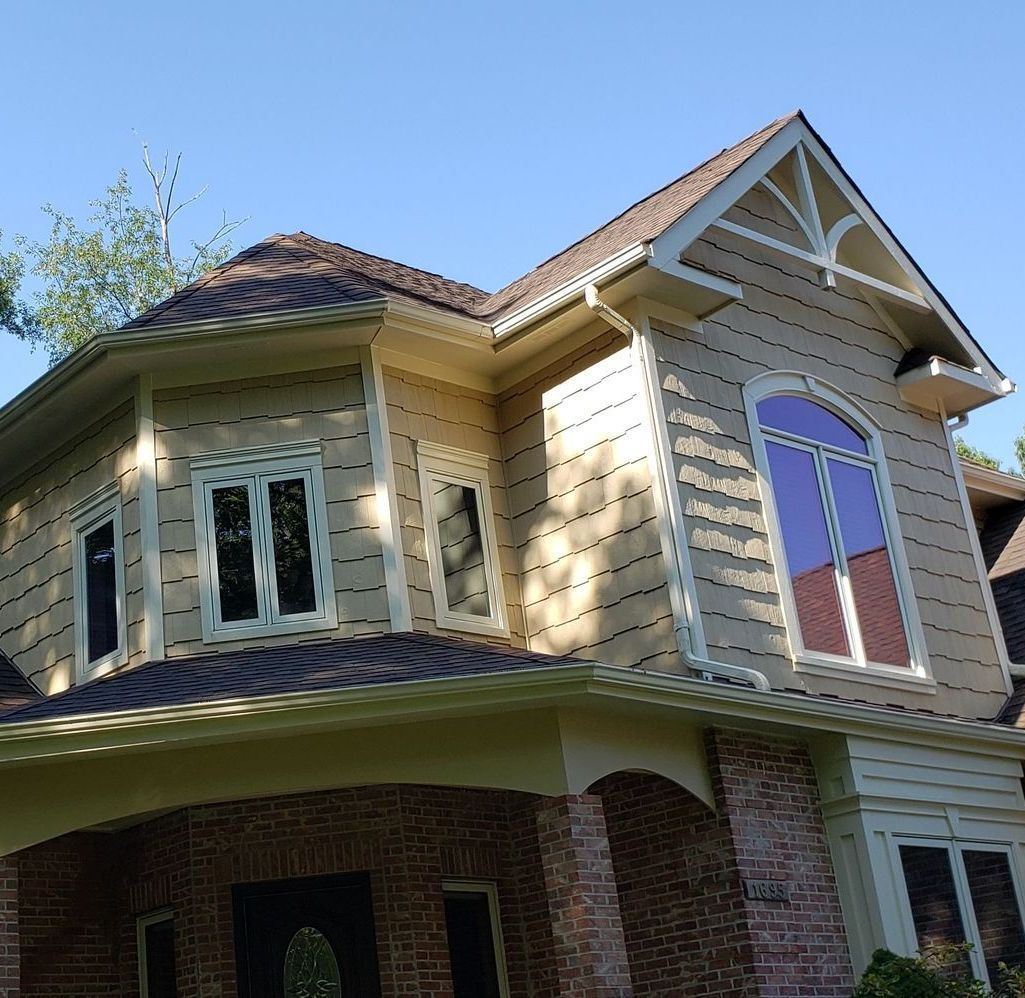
997,678,1025,727
119,113,799,331
0,632,584,725
0,650,40,711
980,500,1025,665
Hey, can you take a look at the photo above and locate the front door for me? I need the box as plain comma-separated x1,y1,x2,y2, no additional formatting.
233,873,381,998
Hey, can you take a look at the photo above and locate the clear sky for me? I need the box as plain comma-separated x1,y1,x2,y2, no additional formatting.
3,1,1023,465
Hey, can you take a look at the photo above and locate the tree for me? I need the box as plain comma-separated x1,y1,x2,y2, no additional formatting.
955,436,1002,471
1,146,244,364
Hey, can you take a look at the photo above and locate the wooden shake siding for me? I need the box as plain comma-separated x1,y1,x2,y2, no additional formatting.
153,365,388,656
383,367,528,645
498,329,678,671
654,185,1004,715
0,401,142,694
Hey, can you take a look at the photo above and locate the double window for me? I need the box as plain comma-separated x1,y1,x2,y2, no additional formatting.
896,839,1025,985
417,442,508,637
71,482,127,681
191,442,337,642
745,374,927,683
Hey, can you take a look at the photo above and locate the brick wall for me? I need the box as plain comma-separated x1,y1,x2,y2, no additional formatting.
0,855,18,998
708,729,854,997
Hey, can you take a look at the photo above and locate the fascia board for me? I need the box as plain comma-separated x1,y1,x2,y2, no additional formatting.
2,662,1025,770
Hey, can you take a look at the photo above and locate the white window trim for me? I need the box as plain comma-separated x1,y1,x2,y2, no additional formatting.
70,481,128,683
442,879,511,998
417,441,509,638
891,834,1025,986
190,440,338,644
137,906,174,998
743,371,933,690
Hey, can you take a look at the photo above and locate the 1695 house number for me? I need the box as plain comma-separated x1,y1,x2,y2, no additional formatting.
742,879,791,902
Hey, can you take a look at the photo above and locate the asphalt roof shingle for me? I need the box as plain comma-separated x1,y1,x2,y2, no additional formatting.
0,649,40,712
119,114,798,332
980,501,1025,667
0,632,586,725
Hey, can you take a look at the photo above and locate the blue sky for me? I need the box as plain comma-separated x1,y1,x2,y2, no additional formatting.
3,2,1023,465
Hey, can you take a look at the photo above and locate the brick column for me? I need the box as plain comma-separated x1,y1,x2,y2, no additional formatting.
0,855,19,998
535,794,632,997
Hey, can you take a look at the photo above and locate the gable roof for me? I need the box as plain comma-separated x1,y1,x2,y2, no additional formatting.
980,499,1025,666
119,113,800,332
0,632,584,725
0,650,40,712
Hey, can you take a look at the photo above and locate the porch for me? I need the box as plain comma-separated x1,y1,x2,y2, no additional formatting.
0,731,854,997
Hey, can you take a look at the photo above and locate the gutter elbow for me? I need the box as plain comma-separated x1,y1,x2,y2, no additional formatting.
676,627,772,692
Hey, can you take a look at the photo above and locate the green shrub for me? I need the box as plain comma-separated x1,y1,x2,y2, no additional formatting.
854,947,987,997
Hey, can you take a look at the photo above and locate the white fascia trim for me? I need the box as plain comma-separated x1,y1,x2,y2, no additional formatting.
3,662,1025,765
648,117,1009,390
492,242,651,339
383,299,493,340
960,460,1025,503
0,300,389,442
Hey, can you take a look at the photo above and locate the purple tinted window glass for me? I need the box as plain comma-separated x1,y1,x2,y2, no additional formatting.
758,396,868,454
828,459,911,668
765,441,850,657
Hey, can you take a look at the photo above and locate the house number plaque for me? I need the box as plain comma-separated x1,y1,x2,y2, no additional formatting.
742,879,791,902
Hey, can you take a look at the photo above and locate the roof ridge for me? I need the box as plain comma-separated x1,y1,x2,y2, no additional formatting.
289,232,491,300
483,110,802,306
273,235,389,303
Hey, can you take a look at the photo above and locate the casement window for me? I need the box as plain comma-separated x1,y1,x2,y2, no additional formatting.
137,908,177,998
744,373,929,686
191,442,337,643
71,482,127,681
896,839,1025,985
417,441,508,637
442,880,510,998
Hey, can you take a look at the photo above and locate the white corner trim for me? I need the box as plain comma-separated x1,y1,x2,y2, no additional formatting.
136,374,165,662
742,370,933,684
634,314,708,657
940,406,1015,696
415,439,509,638
360,345,413,632
71,482,128,683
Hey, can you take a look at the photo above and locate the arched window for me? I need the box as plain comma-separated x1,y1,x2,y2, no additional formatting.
745,374,927,680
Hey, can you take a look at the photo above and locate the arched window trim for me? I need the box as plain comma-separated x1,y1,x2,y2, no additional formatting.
743,371,934,691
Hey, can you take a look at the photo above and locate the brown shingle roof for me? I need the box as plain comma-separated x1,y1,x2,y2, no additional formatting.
0,649,40,712
980,500,1025,665
0,632,585,724
120,113,799,331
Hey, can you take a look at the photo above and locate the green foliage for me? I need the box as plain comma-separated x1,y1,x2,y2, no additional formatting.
854,948,1025,997
1014,432,1025,481
1,156,242,365
955,436,1002,471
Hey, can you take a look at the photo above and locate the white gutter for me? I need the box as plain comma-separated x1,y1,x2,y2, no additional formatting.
583,285,771,692
492,243,650,339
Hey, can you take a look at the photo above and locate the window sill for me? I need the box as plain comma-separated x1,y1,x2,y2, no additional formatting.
203,615,338,645
794,654,937,693
435,613,510,640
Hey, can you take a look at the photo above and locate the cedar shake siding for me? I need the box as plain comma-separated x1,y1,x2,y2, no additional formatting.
0,400,143,694
153,364,389,657
384,367,528,645
498,330,678,672
655,184,1004,715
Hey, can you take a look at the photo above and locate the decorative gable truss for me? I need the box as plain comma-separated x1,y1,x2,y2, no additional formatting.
647,115,1013,415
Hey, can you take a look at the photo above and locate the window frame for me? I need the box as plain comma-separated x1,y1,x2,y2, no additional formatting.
441,878,512,998
191,441,338,644
892,835,1025,987
743,371,932,689
417,441,509,638
70,481,128,682
137,906,176,998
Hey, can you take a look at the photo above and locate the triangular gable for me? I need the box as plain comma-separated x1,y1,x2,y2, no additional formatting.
647,113,1009,392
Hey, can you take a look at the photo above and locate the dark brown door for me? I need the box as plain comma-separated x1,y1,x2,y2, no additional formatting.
233,873,381,998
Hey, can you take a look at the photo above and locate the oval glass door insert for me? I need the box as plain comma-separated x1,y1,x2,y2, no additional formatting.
283,926,342,998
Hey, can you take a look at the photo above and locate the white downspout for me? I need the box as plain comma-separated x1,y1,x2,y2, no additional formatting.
583,285,771,692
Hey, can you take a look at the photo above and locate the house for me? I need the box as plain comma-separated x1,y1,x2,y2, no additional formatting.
0,110,1022,997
